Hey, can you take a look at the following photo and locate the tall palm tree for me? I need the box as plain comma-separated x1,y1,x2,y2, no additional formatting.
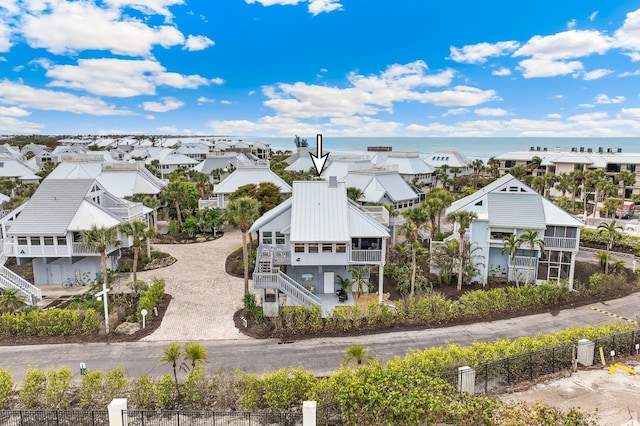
161,342,182,394
401,206,429,297
342,344,375,367
0,289,26,313
585,169,607,217
517,229,545,284
555,173,571,198
501,234,521,288
445,210,478,291
597,220,623,274
470,159,484,188
568,169,584,212
224,197,261,295
487,157,500,179
182,342,208,370
119,220,156,284
616,170,636,199
80,225,119,334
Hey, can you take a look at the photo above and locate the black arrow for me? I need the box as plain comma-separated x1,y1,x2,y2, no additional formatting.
309,133,329,176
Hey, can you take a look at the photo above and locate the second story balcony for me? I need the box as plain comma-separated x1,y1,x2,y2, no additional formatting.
543,236,578,250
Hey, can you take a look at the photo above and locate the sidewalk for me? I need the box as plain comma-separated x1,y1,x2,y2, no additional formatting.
115,229,250,341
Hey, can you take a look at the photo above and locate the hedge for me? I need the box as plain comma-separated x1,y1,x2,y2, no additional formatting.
136,278,166,323
0,308,99,337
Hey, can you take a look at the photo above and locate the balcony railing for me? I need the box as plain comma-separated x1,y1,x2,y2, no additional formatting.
544,236,577,250
349,248,383,264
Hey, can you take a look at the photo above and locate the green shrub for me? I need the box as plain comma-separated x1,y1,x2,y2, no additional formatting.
130,374,156,409
0,368,14,408
104,368,129,401
19,368,46,408
79,371,103,408
45,367,72,409
82,308,100,334
136,278,165,323
182,366,213,408
261,368,316,411
155,374,176,409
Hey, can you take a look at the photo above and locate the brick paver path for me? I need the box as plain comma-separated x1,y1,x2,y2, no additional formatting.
118,229,250,341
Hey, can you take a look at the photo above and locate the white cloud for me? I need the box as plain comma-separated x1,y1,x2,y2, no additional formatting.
514,30,612,60
578,103,595,108
589,11,598,21
103,0,184,19
517,58,583,78
567,19,576,30
443,108,468,116
567,112,608,121
623,51,640,62
248,90,256,96
197,96,214,105
448,41,519,64
21,0,184,56
547,113,562,119
220,100,232,105
619,70,640,76
618,108,640,119
157,125,179,133
308,0,342,15
0,80,132,115
145,114,155,120
614,9,640,54
550,94,564,99
595,94,625,104
142,97,184,112
579,68,613,80
44,58,216,97
183,34,214,51
474,107,509,116
491,67,511,76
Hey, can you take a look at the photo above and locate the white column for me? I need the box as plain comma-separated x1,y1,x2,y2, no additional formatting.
108,398,128,426
302,401,317,426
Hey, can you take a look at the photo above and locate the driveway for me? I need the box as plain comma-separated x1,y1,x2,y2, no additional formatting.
116,229,249,341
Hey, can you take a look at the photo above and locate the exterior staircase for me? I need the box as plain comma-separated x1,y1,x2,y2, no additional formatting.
253,248,320,308
0,250,42,305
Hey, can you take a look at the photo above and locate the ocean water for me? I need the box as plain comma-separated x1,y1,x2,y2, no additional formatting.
244,137,640,162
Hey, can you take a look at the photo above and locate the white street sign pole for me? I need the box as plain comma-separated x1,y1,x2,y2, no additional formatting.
95,284,111,334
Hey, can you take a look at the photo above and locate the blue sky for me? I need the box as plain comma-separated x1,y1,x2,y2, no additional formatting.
3,1,640,137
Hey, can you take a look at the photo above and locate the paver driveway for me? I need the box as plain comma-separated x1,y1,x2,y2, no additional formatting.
119,229,250,341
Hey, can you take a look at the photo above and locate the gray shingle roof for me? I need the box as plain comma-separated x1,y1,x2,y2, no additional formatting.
8,179,95,236
487,192,546,229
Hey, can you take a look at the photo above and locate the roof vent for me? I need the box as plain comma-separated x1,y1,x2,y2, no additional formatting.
329,176,337,188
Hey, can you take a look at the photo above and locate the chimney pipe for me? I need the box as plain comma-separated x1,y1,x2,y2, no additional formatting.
329,176,337,188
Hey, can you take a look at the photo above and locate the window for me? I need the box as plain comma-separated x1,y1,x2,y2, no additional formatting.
294,244,305,253
56,237,67,246
275,232,285,245
627,164,636,172
336,244,346,253
17,237,27,245
322,243,333,253
262,231,273,244
30,237,41,246
308,244,318,253
490,228,513,240
606,163,621,173
504,160,516,168
43,237,54,246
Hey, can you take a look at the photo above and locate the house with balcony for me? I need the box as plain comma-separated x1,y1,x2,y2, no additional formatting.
0,179,150,302
249,178,390,317
440,174,583,289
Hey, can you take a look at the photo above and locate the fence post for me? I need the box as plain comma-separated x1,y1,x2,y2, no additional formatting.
457,366,475,395
303,400,317,426
108,398,128,426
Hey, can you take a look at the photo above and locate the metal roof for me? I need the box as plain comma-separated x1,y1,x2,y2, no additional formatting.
290,181,350,242
348,202,390,238
540,198,585,227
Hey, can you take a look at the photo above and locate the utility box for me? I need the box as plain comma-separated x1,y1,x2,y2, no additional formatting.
577,339,595,366
458,366,475,395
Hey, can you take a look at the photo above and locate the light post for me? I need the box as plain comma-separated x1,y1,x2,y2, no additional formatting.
95,284,111,334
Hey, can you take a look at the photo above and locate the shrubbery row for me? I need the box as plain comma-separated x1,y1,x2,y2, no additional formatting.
136,278,165,323
581,228,640,255
0,308,100,337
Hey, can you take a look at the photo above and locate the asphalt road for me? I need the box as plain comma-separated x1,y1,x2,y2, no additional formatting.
1,291,639,382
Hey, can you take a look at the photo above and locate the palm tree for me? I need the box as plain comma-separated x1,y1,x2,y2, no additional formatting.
501,234,521,287
597,220,623,274
517,229,545,284
445,210,479,291
527,156,542,174
349,267,369,299
119,220,156,284
81,225,119,334
346,187,364,202
0,289,26,313
555,173,571,198
224,197,261,295
400,206,429,297
616,170,636,199
342,344,375,367
585,169,607,217
182,342,208,370
161,342,182,394
487,157,500,179
470,159,484,188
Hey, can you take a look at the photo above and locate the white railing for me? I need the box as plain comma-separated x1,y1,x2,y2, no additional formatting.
253,271,320,308
72,243,118,255
349,249,382,264
509,255,537,268
110,204,144,220
198,198,218,210
0,266,41,304
544,236,577,250
359,206,390,225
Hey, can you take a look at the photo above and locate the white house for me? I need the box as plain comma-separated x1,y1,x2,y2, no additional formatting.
0,179,150,298
371,152,435,187
249,178,390,317
424,148,472,177
440,174,584,289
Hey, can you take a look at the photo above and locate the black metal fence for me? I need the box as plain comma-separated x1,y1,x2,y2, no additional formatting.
439,330,640,395
0,410,108,426
123,409,302,425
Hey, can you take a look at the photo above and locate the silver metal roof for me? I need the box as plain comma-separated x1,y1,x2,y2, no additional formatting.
290,181,350,242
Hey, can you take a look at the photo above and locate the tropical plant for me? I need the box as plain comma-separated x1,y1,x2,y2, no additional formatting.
0,289,26,313
342,344,375,366
486,156,500,179
597,220,623,274
349,267,369,299
602,197,623,218
182,342,208,371
161,342,182,394
501,234,521,287
517,229,545,284
346,186,364,202
615,169,636,198
224,197,261,295
119,220,156,284
445,210,478,290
